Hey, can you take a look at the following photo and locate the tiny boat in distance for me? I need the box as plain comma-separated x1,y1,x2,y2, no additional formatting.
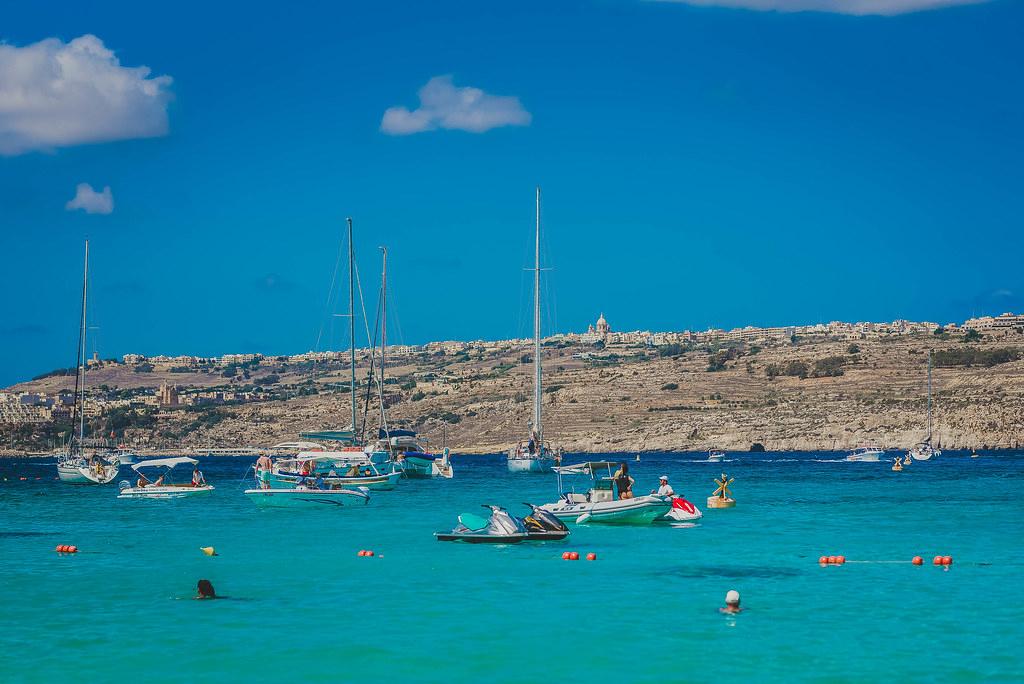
118,457,213,499
707,450,725,462
846,446,885,462
541,462,671,524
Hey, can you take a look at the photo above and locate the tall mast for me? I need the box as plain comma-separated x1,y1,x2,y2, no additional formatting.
78,240,89,450
380,246,387,389
927,348,933,443
347,218,357,437
533,186,542,444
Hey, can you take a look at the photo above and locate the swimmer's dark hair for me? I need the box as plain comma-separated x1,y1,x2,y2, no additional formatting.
196,579,216,599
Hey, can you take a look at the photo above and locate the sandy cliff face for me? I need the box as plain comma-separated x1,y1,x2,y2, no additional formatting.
11,335,1024,453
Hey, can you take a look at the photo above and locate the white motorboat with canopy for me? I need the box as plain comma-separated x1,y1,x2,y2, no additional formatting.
846,445,884,462
540,461,671,524
507,187,561,473
118,457,214,499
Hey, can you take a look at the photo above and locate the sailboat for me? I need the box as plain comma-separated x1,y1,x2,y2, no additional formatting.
55,241,119,484
364,247,453,478
272,219,400,486
908,349,942,461
507,187,561,473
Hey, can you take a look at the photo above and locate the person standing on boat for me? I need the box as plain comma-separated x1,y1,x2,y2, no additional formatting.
613,462,635,499
255,454,273,489
192,466,206,487
652,475,675,498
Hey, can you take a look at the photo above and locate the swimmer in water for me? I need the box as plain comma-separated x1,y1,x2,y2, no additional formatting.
719,590,742,614
195,579,216,600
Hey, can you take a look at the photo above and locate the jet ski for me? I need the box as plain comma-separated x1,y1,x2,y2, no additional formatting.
663,496,704,522
435,505,529,543
519,502,571,541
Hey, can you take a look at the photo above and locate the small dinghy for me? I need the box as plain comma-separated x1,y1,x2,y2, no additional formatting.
435,505,529,543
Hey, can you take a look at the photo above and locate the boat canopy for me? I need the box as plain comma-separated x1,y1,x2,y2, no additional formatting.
299,430,356,444
553,461,617,476
270,441,323,450
132,456,198,471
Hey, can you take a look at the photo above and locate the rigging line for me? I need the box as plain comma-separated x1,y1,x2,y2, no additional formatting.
312,225,347,378
354,260,388,433
360,286,383,441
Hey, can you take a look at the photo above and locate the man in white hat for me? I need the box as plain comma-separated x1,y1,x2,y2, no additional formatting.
652,475,675,498
720,590,742,614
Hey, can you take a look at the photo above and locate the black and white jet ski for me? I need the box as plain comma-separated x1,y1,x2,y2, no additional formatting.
519,502,571,541
435,505,529,543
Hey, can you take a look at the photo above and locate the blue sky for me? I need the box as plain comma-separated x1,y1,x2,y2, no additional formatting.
1,0,1021,386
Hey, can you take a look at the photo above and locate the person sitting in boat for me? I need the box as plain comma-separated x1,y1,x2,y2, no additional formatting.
346,464,361,477
300,460,312,476
363,468,372,476
153,474,165,487
192,467,206,487
328,468,338,477
652,475,675,498
720,590,742,614
314,474,325,490
136,473,151,488
613,462,635,499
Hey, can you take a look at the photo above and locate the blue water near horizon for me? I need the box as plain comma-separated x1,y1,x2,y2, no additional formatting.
1,450,1022,682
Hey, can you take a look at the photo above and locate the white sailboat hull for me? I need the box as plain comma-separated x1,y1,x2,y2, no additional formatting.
57,458,119,484
507,456,554,473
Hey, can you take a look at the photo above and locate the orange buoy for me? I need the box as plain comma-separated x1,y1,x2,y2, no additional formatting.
68,546,77,553
933,555,943,566
357,550,365,556
942,556,952,566
835,555,846,565
366,550,374,557
827,556,837,564
561,551,570,560
56,545,64,553
586,552,597,561
912,556,923,565
569,551,580,561
818,556,828,565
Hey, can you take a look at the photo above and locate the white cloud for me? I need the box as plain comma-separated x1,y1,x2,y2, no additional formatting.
65,183,114,215
381,75,531,135
654,0,987,15
0,34,172,156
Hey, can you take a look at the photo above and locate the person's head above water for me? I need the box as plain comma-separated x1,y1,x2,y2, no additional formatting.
196,579,216,599
726,590,740,607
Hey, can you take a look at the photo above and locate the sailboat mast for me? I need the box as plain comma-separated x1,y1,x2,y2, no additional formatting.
380,246,387,388
347,218,357,438
927,348,933,442
78,240,89,450
533,186,542,444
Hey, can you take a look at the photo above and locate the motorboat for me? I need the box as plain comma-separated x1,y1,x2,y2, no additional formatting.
846,446,885,462
270,453,401,490
663,496,704,523
105,446,137,466
519,503,571,540
436,505,530,543
118,457,214,499
707,450,725,462
369,429,454,478
244,482,370,508
540,462,672,525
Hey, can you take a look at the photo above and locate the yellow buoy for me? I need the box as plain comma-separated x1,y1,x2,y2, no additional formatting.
707,473,736,509
200,546,217,557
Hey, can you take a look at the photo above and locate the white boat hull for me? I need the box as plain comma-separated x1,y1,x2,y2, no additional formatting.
57,460,119,484
118,484,214,499
244,488,369,508
541,495,671,524
507,456,554,473
846,451,883,462
270,471,401,491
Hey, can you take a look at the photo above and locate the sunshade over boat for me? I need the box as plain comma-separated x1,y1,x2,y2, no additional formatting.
131,457,198,471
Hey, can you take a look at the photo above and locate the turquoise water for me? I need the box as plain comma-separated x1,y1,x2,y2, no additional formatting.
1,451,1022,683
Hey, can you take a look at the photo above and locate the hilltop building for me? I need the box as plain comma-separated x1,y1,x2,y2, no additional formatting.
157,382,180,408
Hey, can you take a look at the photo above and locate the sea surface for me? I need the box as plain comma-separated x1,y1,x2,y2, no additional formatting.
1,451,1021,683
